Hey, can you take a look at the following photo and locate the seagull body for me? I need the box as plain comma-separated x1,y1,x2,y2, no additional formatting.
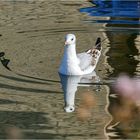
59,34,102,75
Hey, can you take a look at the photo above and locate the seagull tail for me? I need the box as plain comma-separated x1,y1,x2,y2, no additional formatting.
95,37,101,51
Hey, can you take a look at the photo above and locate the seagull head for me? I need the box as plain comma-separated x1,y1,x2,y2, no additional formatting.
65,34,76,46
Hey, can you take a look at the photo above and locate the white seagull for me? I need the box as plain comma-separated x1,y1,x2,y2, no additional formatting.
59,34,102,75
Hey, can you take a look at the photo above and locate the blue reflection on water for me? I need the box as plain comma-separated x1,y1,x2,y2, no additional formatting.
80,0,140,25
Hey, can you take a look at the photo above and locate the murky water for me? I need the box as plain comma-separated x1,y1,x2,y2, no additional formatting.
0,0,140,139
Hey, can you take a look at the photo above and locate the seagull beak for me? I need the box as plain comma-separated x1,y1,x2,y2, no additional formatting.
65,41,69,46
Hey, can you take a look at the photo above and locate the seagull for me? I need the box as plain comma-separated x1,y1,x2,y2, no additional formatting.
59,34,102,75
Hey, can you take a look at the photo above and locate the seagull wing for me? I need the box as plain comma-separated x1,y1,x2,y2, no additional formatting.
77,52,93,70
77,37,102,72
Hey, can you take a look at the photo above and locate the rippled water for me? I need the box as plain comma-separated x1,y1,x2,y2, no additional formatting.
0,0,140,139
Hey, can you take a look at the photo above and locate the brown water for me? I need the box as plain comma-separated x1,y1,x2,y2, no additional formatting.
0,0,140,139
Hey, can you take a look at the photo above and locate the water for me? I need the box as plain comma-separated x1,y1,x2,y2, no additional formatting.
0,0,140,139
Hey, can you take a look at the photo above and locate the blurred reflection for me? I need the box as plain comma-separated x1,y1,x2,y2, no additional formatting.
103,3,140,140
59,71,100,113
81,0,140,139
80,0,140,25
82,0,140,18
105,75,140,139
105,32,139,77
5,125,23,139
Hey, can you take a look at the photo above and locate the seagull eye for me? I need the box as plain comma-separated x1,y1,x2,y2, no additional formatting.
71,38,74,41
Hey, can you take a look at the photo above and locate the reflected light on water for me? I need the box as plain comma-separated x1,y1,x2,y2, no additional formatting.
77,92,96,121
105,74,140,139
114,74,140,105
80,0,140,26
5,125,23,139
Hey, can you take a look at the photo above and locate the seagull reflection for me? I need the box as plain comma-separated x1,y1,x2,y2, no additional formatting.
59,71,100,113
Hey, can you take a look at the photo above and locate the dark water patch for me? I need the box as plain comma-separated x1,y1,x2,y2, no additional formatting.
0,99,23,105
61,3,82,6
106,32,139,77
0,74,52,85
17,27,87,34
26,132,86,139
84,19,140,25
0,82,61,94
100,27,140,33
17,73,60,83
0,111,48,139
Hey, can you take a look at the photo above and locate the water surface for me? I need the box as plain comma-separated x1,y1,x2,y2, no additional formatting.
0,0,140,139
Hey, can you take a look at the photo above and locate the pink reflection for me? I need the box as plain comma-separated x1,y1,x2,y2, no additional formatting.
114,74,140,104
